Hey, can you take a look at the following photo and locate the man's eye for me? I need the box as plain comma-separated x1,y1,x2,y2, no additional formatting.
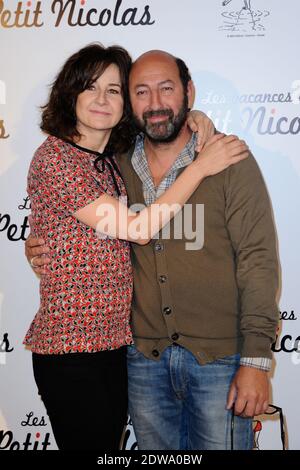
162,86,173,92
136,90,147,96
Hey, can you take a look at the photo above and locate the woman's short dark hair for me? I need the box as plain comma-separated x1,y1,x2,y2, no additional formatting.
41,43,136,153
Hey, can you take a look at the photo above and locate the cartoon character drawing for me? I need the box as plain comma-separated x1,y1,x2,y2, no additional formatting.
222,0,252,9
220,0,268,32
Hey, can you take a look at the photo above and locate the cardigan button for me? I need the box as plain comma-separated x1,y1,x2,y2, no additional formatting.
163,307,172,315
152,349,160,358
171,333,179,341
155,243,164,251
159,275,167,283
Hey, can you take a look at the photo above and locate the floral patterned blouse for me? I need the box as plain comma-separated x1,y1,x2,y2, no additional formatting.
24,136,133,354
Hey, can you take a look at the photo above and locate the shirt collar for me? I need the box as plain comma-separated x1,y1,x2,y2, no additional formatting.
131,132,197,186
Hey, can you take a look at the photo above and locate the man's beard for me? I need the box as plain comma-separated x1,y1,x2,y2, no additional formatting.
132,94,189,144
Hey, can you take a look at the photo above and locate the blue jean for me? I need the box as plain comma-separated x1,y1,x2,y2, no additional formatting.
127,344,253,450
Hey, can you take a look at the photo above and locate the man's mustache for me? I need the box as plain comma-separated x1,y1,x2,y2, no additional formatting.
143,109,174,120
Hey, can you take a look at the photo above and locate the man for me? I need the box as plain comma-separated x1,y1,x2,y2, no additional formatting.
26,50,279,450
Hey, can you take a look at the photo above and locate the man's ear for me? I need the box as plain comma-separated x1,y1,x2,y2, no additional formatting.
187,80,195,109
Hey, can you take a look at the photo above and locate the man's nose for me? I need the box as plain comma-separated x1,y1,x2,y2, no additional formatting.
149,90,163,110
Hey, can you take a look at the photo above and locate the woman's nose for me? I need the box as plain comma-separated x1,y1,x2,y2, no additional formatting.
95,89,107,104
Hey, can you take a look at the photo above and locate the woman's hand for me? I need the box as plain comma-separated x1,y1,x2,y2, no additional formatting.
193,133,249,177
187,110,215,152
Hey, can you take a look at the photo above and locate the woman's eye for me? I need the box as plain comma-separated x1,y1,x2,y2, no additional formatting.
107,88,120,94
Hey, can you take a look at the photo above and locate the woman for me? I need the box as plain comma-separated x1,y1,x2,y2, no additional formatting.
24,43,248,450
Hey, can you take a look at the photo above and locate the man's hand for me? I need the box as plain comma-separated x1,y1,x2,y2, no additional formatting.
25,234,50,276
227,366,270,417
187,110,215,152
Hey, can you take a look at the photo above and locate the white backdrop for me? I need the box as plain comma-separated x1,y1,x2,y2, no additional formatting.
0,0,299,450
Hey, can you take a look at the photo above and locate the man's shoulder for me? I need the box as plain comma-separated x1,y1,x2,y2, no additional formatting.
226,151,263,181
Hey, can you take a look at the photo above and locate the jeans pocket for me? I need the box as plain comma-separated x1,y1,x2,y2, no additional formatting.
126,344,141,359
214,353,240,366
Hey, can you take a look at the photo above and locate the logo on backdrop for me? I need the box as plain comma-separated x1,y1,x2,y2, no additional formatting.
0,412,51,450
271,310,300,356
0,196,30,242
0,120,9,139
0,333,13,366
121,416,137,450
0,333,14,354
219,0,270,37
0,80,9,139
200,88,300,136
0,290,14,366
0,0,155,28
291,80,300,105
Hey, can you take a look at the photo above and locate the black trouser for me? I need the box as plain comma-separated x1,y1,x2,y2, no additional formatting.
32,347,128,450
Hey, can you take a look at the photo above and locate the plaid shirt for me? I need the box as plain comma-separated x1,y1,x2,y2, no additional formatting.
132,132,198,206
131,133,271,372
